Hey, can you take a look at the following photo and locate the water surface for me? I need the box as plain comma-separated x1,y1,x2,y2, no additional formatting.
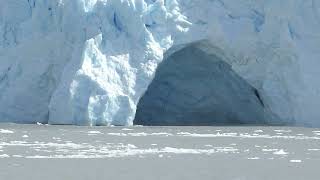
0,124,319,180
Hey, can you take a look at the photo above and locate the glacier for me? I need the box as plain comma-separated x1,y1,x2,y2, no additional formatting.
0,0,320,127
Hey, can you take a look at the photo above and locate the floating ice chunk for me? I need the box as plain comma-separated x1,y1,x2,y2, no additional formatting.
0,154,10,158
0,129,14,134
177,132,192,135
108,133,127,136
262,149,278,152
312,131,320,136
274,130,292,133
122,128,134,131
273,149,288,155
308,149,320,151
127,144,137,149
150,132,173,136
254,130,264,133
161,147,215,154
88,131,103,134
128,132,148,136
248,157,260,160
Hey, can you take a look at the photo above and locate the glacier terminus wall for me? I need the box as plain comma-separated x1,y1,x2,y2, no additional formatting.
0,0,320,127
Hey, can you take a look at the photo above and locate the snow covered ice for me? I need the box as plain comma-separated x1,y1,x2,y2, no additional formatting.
1,0,320,127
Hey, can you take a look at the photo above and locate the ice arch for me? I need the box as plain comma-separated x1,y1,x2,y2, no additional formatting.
134,42,279,126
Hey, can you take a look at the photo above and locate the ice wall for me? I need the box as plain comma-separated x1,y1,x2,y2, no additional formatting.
0,0,319,127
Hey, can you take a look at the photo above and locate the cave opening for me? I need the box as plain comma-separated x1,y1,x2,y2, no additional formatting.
134,43,275,126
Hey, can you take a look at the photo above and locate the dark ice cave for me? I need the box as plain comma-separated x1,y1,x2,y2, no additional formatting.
134,43,276,126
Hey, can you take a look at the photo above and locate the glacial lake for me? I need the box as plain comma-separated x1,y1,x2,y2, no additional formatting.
0,124,319,180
